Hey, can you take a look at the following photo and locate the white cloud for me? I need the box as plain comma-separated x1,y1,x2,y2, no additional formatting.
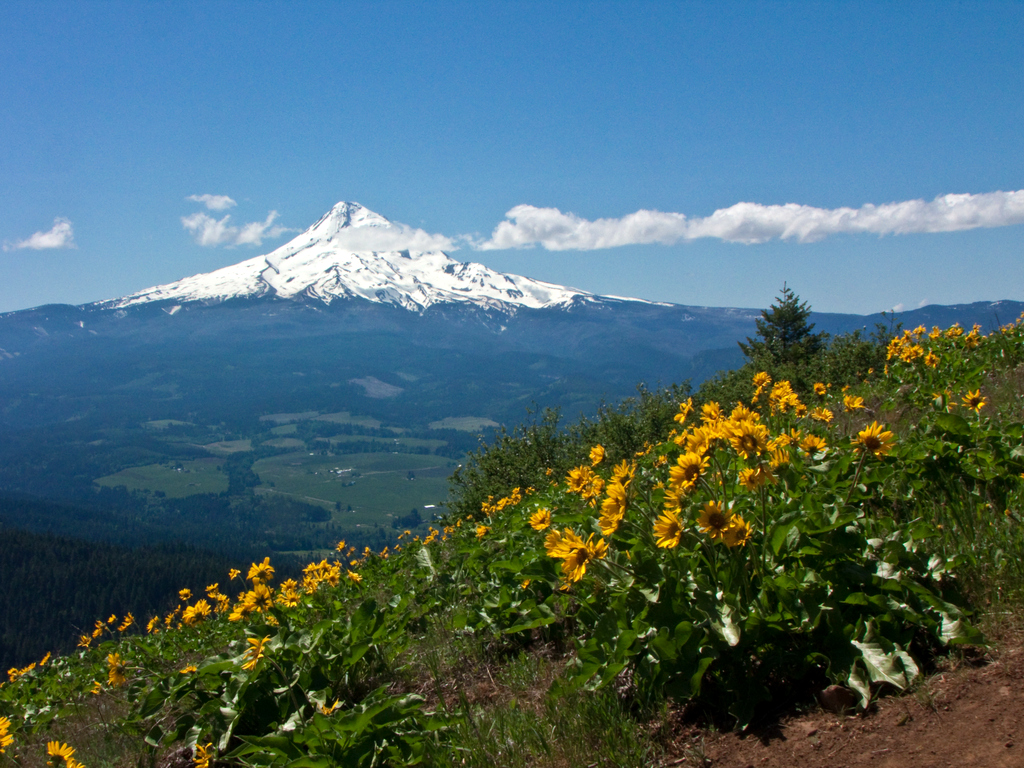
3,218,77,251
182,210,292,247
473,190,1024,250
186,194,237,211
326,224,456,253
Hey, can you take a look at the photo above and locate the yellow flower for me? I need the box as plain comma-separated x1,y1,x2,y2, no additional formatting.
320,700,341,715
800,434,828,455
768,380,801,413
768,448,790,468
179,664,198,674
813,382,828,396
78,634,92,649
178,588,192,602
843,394,866,411
194,743,214,768
961,389,987,413
228,568,241,580
107,653,126,687
738,465,774,491
697,501,733,542
727,421,769,460
700,401,722,424
241,636,270,671
40,651,51,666
248,557,275,585
0,715,12,753
673,398,694,425
723,516,753,548
566,465,604,500
809,407,833,424
529,508,552,530
924,351,940,368
47,741,76,762
347,570,363,584
599,481,628,536
146,616,160,634
669,451,708,493
245,583,276,613
476,525,490,539
852,421,896,457
729,402,760,424
653,508,684,549
117,613,134,632
589,445,606,466
560,533,608,584
544,527,567,557
612,460,635,483
335,539,347,552
752,371,772,388
90,680,102,695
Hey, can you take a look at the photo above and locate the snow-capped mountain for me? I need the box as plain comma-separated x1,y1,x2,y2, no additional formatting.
103,202,607,313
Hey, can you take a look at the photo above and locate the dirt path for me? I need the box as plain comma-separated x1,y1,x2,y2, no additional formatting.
666,625,1024,768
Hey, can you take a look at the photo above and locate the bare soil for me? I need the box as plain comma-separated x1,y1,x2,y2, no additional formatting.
665,621,1024,768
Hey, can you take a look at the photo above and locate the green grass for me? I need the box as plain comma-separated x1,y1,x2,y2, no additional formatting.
314,435,448,451
142,419,193,430
428,416,499,432
202,439,252,454
316,411,383,429
252,451,458,523
261,437,307,449
94,458,228,497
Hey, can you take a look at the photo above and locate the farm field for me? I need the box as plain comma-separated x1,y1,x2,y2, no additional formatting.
314,434,448,451
252,450,457,525
94,458,228,497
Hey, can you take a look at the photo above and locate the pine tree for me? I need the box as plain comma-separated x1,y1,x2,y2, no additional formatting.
738,283,825,368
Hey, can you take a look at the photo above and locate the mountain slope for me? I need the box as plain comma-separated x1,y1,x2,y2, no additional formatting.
101,202,624,313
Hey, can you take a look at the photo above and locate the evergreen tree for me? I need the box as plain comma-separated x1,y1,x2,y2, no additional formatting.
738,283,825,368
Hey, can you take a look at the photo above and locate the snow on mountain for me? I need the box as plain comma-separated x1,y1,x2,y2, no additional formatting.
104,202,629,313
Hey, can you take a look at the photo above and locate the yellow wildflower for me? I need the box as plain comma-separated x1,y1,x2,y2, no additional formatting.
47,741,76,763
241,636,270,671
723,516,753,547
178,589,192,602
107,653,126,687
843,394,866,411
228,568,241,580
698,501,733,542
738,465,774,490
727,421,769,460
810,407,834,424
476,525,490,539
180,665,198,674
0,715,12,753
653,508,684,549
962,389,987,413
529,508,552,530
852,422,896,457
589,444,606,466
599,480,628,535
924,351,940,368
673,397,694,425
335,539,347,552
800,434,828,455
117,613,134,632
194,743,214,768
669,451,708,494
347,570,363,584
813,382,828,396
248,557,275,585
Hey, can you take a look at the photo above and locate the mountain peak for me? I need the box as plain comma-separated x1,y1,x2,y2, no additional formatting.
310,201,394,235
100,203,649,314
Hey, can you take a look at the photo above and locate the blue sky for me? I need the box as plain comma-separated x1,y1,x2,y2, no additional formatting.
2,1,1022,315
